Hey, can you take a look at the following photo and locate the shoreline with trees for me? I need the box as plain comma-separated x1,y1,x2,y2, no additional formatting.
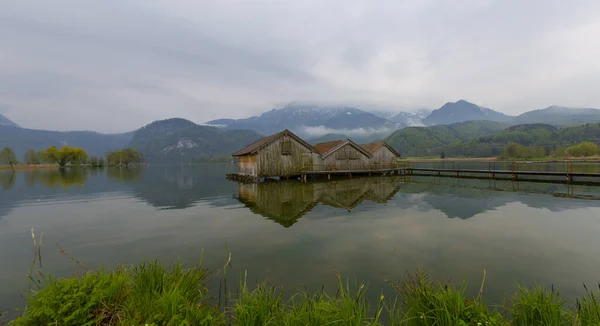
0,146,145,170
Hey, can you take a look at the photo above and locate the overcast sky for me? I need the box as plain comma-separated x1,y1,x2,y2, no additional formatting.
1,1,600,132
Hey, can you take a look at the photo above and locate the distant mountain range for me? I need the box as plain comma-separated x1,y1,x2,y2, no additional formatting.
423,100,512,125
207,100,600,138
0,114,19,128
512,106,600,125
368,108,431,125
129,118,262,162
2,99,600,162
422,100,600,126
206,103,400,138
0,113,135,159
0,126,133,159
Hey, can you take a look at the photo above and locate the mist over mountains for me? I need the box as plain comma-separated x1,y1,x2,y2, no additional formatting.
206,100,600,139
2,100,600,162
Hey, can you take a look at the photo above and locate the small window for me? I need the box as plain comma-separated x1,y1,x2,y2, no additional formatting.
281,139,292,155
349,150,359,160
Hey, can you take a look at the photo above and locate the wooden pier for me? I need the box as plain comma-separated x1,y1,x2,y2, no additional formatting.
227,166,405,183
406,167,600,184
227,163,600,185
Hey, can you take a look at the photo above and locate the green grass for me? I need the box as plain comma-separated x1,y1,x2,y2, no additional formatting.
8,259,600,325
233,272,383,325
387,269,503,326
576,284,600,325
510,284,571,326
10,261,223,326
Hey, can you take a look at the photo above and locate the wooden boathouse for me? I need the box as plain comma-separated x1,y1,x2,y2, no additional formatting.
229,130,600,184
361,141,401,169
313,139,373,171
229,130,404,181
231,129,320,178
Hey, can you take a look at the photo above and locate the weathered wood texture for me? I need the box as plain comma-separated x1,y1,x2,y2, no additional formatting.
237,154,257,176
370,146,398,168
319,144,371,171
256,134,314,177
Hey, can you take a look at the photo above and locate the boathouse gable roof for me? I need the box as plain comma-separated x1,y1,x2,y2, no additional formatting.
314,139,373,158
313,140,346,155
360,141,401,157
232,129,319,156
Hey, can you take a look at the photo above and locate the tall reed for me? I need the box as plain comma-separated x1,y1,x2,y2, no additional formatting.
509,284,572,326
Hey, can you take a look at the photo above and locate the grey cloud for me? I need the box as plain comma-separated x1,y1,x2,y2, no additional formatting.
1,0,599,132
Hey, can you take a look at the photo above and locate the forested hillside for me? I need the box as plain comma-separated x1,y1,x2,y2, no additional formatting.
452,123,600,157
387,122,600,158
129,118,262,163
385,121,508,157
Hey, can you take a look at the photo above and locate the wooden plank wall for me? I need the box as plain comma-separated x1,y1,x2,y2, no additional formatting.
321,144,371,170
371,146,398,169
257,134,314,177
237,154,258,176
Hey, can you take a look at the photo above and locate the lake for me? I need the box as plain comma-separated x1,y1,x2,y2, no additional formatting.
2,163,600,319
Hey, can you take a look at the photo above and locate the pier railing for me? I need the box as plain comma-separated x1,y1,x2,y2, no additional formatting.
300,162,408,173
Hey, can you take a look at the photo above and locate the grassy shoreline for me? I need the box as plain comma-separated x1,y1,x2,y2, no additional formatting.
7,260,600,325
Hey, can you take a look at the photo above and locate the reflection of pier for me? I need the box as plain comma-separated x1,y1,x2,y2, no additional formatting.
407,167,600,185
235,176,403,227
405,175,600,202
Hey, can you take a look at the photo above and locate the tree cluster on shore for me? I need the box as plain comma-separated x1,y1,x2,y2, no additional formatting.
0,145,144,168
499,141,599,160
388,121,600,158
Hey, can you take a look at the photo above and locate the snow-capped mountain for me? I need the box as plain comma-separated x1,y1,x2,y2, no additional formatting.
205,103,398,137
368,108,432,126
387,109,432,126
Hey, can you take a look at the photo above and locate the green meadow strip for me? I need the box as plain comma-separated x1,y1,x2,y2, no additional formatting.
7,243,600,326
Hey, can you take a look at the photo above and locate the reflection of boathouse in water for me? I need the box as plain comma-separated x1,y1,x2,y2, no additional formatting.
230,129,401,180
235,177,403,227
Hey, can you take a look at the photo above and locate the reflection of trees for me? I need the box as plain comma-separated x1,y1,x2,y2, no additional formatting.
21,169,90,188
236,177,403,227
31,168,88,188
1,172,16,190
130,165,239,209
107,167,143,183
24,170,37,187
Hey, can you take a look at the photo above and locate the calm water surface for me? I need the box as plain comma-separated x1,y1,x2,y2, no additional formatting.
1,163,600,317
